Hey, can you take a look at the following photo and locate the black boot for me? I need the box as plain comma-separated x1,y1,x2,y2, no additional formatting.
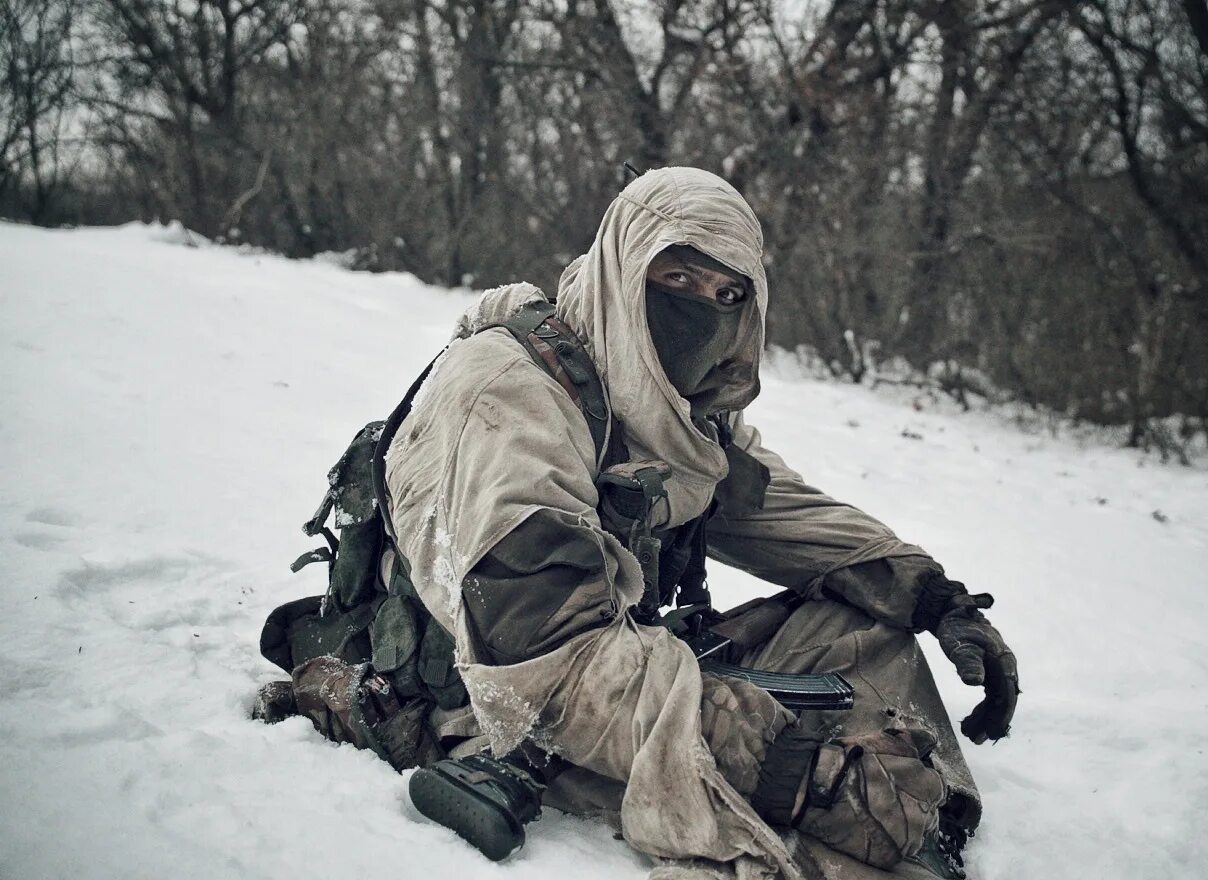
408,753,545,861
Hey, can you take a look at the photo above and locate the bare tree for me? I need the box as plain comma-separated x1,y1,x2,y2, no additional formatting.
1070,0,1208,441
896,0,1075,366
0,0,75,222
7,0,1204,442
88,0,300,235
1075,0,1208,288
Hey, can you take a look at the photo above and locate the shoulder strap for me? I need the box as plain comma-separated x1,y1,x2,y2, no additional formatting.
490,301,617,470
372,352,443,548
371,304,621,551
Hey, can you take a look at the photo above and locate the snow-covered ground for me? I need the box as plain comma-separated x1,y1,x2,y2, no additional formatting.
2,221,1206,880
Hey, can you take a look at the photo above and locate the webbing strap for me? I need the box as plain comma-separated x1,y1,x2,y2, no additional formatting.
675,515,712,609
625,464,668,624
372,352,444,548
526,330,580,403
372,303,619,550
492,303,615,469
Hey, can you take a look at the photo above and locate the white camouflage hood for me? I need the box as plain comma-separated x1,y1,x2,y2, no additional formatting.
556,167,768,527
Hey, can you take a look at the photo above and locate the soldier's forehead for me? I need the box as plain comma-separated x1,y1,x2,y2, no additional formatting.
656,245,747,285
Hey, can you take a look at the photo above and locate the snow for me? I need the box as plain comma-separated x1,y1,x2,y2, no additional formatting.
2,220,1206,879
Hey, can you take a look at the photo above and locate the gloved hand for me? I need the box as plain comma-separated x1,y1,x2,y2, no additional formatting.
935,593,1019,743
915,574,1020,744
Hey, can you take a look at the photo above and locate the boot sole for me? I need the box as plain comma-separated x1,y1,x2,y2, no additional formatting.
408,764,526,861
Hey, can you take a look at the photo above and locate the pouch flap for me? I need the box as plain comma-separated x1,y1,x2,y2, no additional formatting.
370,595,422,696
259,595,324,671
328,421,386,527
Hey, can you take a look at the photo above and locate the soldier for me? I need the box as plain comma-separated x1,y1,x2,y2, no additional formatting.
260,167,1018,880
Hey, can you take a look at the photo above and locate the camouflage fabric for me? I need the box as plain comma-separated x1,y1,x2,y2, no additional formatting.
291,655,437,771
317,422,386,612
798,729,944,870
370,168,981,878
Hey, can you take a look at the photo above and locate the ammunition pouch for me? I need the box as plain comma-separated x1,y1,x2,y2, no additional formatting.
260,594,380,673
597,460,670,624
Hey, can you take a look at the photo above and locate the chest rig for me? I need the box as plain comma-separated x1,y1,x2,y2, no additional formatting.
487,300,720,628
371,299,750,633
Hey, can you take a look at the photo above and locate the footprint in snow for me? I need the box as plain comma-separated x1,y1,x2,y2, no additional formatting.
13,531,67,550
57,556,199,595
25,506,81,527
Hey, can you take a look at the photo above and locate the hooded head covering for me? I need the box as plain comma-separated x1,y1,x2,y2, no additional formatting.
556,167,768,527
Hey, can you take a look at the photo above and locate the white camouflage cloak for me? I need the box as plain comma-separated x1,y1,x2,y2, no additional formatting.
385,168,926,879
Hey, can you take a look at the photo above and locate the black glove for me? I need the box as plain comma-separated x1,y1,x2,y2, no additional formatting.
915,574,1020,744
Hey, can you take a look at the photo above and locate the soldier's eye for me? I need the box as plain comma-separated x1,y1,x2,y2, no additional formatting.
717,287,746,305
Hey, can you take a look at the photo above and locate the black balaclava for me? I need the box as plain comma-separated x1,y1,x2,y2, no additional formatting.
645,247,749,403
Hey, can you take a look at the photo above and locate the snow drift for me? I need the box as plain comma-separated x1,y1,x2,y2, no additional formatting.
1,221,1206,879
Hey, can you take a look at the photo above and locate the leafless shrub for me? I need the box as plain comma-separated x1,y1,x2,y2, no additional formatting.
7,0,1206,448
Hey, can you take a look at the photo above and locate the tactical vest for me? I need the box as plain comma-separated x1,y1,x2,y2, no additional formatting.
259,300,753,713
